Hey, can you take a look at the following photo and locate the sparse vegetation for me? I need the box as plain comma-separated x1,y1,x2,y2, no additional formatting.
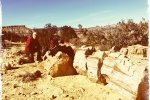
2,19,148,100
35,24,77,48
2,31,28,42
34,24,58,48
71,19,148,50
59,26,77,42
2,19,148,51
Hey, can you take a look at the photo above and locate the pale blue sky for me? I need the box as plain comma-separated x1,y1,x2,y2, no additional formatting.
2,0,148,28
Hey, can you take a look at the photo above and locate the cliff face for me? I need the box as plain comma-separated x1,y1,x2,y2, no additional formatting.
2,25,32,35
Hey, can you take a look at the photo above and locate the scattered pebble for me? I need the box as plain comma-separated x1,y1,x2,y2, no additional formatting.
31,92,38,95
52,95,57,99
13,84,19,88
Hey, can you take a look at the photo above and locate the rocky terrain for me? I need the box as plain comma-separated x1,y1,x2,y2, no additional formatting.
1,43,149,100
74,45,149,100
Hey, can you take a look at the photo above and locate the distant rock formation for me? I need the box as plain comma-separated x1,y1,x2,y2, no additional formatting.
2,25,32,35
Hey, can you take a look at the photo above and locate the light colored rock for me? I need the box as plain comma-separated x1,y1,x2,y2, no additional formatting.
120,48,128,55
115,58,134,76
87,57,100,69
102,65,140,99
101,65,113,75
106,81,135,100
73,50,87,71
120,45,148,58
136,48,144,55
127,45,148,57
86,51,107,79
45,45,148,99
108,52,121,58
100,45,148,100
92,50,107,59
80,45,92,50
44,56,58,72
86,57,100,79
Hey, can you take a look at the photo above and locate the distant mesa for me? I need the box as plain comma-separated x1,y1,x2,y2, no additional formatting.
2,25,32,35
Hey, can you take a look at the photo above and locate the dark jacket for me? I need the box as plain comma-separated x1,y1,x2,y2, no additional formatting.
25,36,41,53
49,36,59,50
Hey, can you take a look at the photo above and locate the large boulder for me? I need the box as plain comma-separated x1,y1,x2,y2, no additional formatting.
73,50,87,72
44,52,77,77
72,45,148,99
92,50,107,59
101,52,148,100
120,45,148,57
72,45,148,100
86,51,107,79
73,49,107,77
86,57,100,79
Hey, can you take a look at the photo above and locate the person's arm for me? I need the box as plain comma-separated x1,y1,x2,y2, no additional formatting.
25,36,32,52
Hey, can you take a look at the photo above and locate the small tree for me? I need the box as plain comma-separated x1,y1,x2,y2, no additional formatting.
78,24,82,29
59,26,77,42
45,23,51,28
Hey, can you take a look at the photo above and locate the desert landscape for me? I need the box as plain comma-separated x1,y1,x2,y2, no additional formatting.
1,34,149,100
1,44,129,100
1,18,149,100
1,0,149,100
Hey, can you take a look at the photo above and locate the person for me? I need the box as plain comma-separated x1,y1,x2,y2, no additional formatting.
48,34,59,50
25,32,42,62
42,34,59,60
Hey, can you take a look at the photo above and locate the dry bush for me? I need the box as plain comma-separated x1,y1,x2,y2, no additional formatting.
59,26,77,42
72,19,148,51
2,31,28,42
2,19,148,51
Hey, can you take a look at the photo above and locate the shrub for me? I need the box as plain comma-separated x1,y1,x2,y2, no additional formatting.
59,26,77,42
72,19,148,51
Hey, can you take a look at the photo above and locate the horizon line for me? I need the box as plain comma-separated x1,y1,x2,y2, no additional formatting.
2,17,148,29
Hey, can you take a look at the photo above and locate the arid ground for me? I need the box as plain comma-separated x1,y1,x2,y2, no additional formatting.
1,43,148,100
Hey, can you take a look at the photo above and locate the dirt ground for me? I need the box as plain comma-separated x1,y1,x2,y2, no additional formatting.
1,44,131,100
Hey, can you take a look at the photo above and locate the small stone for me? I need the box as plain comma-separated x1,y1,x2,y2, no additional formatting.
106,92,109,94
66,95,69,97
18,92,22,95
13,84,18,88
5,83,9,86
31,92,38,95
52,95,57,99
71,96,75,99
5,95,7,98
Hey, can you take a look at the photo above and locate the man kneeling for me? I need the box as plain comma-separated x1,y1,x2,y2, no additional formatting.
19,32,42,64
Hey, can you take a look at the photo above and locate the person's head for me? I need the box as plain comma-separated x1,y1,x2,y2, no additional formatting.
32,32,37,39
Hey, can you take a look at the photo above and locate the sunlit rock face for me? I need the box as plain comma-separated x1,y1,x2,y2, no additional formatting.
100,45,148,100
44,52,77,77
73,50,87,72
120,44,148,57
73,45,148,100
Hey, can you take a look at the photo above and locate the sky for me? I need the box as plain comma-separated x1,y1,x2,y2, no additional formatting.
1,0,148,28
